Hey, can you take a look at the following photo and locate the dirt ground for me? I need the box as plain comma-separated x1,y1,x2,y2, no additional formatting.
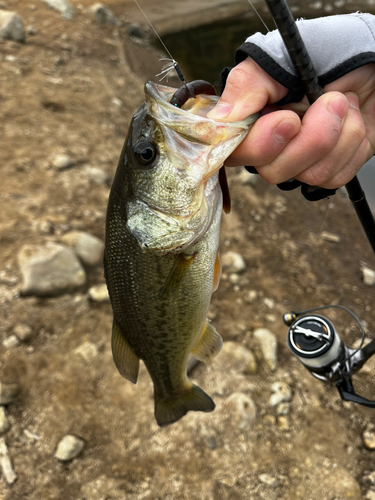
1,1,375,499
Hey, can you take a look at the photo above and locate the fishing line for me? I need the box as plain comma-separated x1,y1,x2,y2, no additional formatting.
132,0,189,87
247,0,270,32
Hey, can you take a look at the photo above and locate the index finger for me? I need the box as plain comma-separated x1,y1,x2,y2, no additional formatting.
206,57,289,121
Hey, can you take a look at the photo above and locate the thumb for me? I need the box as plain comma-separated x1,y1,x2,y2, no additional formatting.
207,58,289,122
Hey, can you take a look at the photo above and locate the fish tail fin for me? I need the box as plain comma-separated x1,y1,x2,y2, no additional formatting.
154,384,215,427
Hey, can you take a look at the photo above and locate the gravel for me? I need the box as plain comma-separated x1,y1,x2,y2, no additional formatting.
0,10,25,42
55,434,85,461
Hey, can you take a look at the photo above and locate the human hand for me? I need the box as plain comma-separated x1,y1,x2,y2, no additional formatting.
207,58,375,190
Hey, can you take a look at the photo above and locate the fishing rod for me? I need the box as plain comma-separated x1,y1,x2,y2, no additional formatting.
264,0,375,407
264,0,375,254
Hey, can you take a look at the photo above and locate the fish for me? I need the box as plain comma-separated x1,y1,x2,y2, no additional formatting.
104,81,258,427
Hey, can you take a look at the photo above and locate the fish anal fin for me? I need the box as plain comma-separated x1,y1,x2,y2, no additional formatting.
158,253,196,299
154,384,215,427
111,320,139,383
212,249,222,292
191,320,223,362
219,166,231,214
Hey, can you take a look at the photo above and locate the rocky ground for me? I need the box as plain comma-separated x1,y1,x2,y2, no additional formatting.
1,0,375,499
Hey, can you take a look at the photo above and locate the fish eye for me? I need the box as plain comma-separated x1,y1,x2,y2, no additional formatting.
133,141,157,167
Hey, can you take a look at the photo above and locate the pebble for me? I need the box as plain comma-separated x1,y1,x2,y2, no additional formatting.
18,243,86,296
0,270,19,286
125,23,145,40
74,341,99,363
42,0,74,20
254,328,278,371
259,473,279,488
277,402,290,416
277,416,290,431
13,323,34,342
221,251,246,274
84,166,110,185
269,382,293,407
320,231,341,243
361,264,375,286
61,231,104,267
88,3,120,26
366,491,375,500
88,283,109,302
2,335,20,349
218,341,257,374
363,471,375,486
223,393,257,428
0,10,25,42
26,25,37,36
0,383,19,405
0,407,10,434
0,438,17,484
52,153,75,170
55,434,85,461
363,425,375,449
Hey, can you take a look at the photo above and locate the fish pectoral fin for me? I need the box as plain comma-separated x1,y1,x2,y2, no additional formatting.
212,249,222,292
191,320,223,362
111,320,139,383
154,384,215,427
158,252,197,299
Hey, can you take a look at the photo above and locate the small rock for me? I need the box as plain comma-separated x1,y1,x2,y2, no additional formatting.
13,323,34,342
363,425,375,449
74,341,98,363
0,383,19,405
2,335,20,349
0,3,7,10
320,231,341,243
61,231,104,267
88,284,109,302
276,402,290,416
223,393,256,428
88,3,120,26
0,10,25,42
18,243,86,296
361,264,375,286
269,382,292,407
52,154,75,170
84,166,110,185
263,298,274,309
0,407,10,434
254,328,278,371
228,273,240,284
26,25,37,36
0,438,17,484
263,414,276,426
366,491,375,500
55,434,85,461
221,251,246,274
245,290,258,303
363,471,375,486
277,416,290,431
42,0,74,19
259,473,279,488
38,220,54,235
218,342,257,374
0,270,19,286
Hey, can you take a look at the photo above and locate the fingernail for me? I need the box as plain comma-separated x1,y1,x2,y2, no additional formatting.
346,93,360,110
273,120,298,143
207,103,233,120
328,96,348,121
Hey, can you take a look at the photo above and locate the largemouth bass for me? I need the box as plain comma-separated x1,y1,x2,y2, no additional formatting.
104,81,257,427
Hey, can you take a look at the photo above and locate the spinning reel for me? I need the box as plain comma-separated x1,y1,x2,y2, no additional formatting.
283,305,375,407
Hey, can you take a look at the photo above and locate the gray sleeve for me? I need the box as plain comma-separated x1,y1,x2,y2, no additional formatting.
233,13,375,104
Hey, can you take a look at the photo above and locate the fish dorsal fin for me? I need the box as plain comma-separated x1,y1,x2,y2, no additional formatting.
111,320,139,383
219,167,231,214
191,320,223,362
158,253,196,299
